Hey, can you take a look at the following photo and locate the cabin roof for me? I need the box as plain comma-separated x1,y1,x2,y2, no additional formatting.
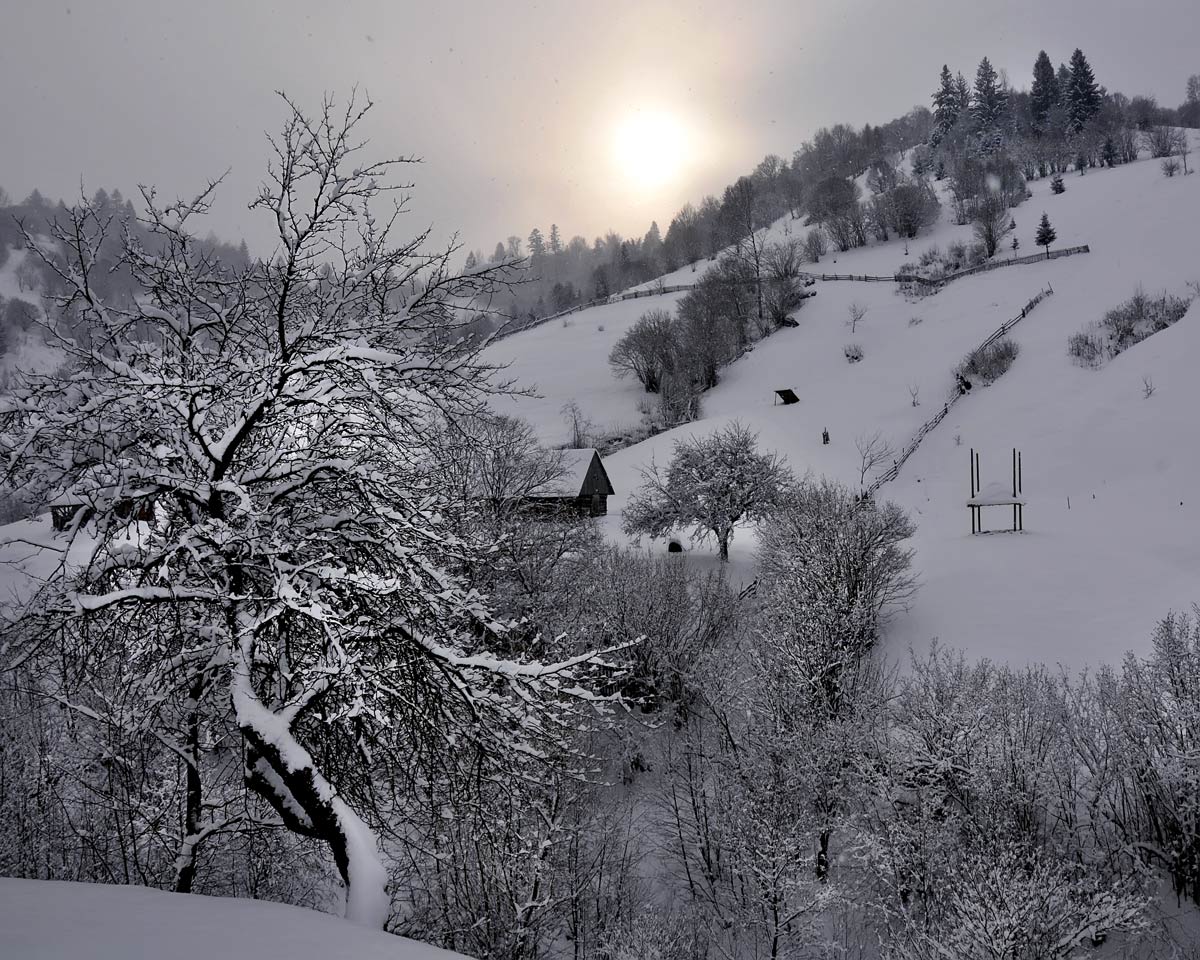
529,449,615,498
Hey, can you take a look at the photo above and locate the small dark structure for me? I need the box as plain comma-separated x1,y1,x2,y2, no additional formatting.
49,493,155,532
968,447,1024,534
822,428,830,445
774,388,800,406
525,449,615,518
667,540,684,553
50,496,90,532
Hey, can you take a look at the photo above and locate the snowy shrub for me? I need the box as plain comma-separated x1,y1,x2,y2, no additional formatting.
955,336,1019,385
844,342,864,363
758,478,917,661
1067,329,1105,368
1143,125,1183,159
1051,173,1066,194
803,228,827,262
1162,157,1181,177
1069,287,1192,367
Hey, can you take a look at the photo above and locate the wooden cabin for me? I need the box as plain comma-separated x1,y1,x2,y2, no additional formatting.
524,449,615,518
50,495,90,532
49,492,155,532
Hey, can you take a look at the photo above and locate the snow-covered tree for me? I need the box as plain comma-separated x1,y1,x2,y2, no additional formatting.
1036,211,1057,257
608,308,677,394
0,93,617,928
1066,48,1102,133
622,421,793,561
973,192,1012,258
1031,50,1060,131
932,65,960,142
971,56,1009,143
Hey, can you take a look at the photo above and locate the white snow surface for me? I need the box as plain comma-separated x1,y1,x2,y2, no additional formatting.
484,133,1200,669
0,877,473,960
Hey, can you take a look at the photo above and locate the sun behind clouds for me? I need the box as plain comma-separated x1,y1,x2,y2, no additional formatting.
609,106,693,193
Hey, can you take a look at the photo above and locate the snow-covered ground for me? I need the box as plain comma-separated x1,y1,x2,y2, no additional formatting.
484,132,1200,669
0,878,471,960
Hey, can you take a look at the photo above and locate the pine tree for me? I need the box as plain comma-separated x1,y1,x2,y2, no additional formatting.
932,64,959,140
972,57,1008,146
1051,174,1065,194
954,72,971,112
1036,212,1057,257
1030,51,1059,130
527,227,546,259
1102,138,1118,167
548,223,563,255
1066,48,1101,133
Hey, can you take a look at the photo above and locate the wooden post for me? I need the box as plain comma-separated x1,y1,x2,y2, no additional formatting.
1018,449,1023,531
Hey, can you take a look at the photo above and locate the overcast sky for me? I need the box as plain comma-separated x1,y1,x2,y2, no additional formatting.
2,1,1197,257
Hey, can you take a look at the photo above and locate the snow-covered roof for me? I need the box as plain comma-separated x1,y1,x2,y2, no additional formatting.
967,481,1025,507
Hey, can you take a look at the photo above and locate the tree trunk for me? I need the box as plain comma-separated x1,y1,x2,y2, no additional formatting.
173,675,208,894
231,618,389,927
816,828,832,882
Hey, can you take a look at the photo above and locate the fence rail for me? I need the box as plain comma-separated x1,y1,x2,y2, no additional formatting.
896,244,1090,288
865,285,1055,496
493,244,1085,343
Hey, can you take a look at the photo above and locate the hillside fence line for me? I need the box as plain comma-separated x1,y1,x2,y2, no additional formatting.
865,284,1055,497
492,244,1086,342
897,244,1090,287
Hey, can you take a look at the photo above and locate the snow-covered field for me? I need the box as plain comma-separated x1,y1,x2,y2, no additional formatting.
0,878,469,960
485,133,1200,669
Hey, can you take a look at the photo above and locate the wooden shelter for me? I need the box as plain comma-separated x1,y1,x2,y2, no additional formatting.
967,448,1024,534
524,449,615,518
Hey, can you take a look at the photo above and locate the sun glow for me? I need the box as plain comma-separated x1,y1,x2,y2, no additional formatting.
610,107,692,192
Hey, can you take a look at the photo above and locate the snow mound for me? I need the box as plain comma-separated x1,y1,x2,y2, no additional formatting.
0,878,473,960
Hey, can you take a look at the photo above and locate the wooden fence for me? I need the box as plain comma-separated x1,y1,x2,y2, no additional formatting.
865,285,1055,497
493,244,1085,342
896,244,1090,288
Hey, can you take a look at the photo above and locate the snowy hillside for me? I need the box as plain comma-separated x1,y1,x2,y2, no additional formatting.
485,132,1200,668
0,878,472,960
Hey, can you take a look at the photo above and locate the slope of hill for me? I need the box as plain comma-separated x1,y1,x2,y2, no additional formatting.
484,133,1200,668
0,878,471,960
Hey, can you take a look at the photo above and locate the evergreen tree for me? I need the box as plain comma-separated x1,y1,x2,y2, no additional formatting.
491,241,506,263
642,221,663,272
548,223,562,255
1030,51,1059,130
972,57,1009,141
932,65,959,140
1051,174,1066,194
1057,62,1072,90
1035,212,1057,257
464,250,478,271
954,72,972,112
1066,48,1101,132
1102,137,1118,167
527,227,546,259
